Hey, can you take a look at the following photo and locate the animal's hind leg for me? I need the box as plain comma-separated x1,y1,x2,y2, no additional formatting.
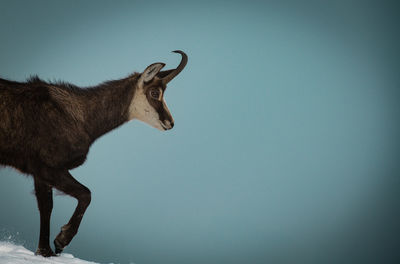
45,170,91,254
34,177,56,257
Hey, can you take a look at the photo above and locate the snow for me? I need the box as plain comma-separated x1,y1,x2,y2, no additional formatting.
0,242,98,264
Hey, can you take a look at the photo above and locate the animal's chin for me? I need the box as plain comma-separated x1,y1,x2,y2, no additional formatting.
135,118,167,131
150,121,167,131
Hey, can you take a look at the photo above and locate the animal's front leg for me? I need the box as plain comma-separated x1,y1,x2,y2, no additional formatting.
46,170,91,254
34,177,56,257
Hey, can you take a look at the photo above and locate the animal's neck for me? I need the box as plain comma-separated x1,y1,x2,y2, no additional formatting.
81,77,138,141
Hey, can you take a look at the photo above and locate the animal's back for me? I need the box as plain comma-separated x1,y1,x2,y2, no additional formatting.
0,78,90,173
0,79,48,148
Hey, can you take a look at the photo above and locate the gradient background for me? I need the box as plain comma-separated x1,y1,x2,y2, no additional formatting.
0,0,399,263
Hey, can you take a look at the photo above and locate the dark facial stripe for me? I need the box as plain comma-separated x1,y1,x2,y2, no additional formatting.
144,81,172,123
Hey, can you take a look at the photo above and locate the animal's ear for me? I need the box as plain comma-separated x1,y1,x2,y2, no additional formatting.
140,63,165,83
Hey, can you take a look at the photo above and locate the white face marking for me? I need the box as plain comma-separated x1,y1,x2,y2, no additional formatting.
128,86,164,131
128,62,174,131
128,79,173,131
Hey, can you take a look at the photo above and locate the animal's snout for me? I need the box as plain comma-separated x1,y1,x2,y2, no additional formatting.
161,120,174,130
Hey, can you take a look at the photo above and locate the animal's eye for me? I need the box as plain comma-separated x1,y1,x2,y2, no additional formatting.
150,88,161,100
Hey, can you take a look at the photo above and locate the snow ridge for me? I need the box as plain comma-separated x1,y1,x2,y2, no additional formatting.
0,241,98,264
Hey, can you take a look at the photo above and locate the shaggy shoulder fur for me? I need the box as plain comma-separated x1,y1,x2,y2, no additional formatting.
0,74,139,174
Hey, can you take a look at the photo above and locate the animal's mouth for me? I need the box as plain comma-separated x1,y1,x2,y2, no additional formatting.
160,122,170,130
160,121,172,130
160,122,169,130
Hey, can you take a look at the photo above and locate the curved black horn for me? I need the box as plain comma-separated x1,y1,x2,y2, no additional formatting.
162,50,188,84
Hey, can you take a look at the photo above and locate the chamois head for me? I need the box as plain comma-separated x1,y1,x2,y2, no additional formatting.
129,50,187,131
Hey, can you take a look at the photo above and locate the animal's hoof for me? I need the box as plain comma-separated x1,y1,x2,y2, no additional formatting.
54,225,69,254
35,247,56,257
54,238,65,254
54,223,78,254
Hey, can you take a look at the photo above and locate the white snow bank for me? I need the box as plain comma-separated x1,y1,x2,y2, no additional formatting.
0,242,98,264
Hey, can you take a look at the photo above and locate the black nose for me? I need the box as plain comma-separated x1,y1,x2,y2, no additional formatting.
170,121,174,128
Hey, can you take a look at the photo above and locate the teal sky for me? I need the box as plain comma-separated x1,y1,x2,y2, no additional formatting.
0,1,399,264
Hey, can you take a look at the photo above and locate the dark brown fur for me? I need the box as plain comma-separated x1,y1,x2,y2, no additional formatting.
0,75,139,173
0,50,187,257
0,74,139,256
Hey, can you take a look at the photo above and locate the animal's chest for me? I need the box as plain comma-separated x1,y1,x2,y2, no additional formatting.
36,127,91,170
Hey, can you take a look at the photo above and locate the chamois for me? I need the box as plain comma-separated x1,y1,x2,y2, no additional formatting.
0,51,187,257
